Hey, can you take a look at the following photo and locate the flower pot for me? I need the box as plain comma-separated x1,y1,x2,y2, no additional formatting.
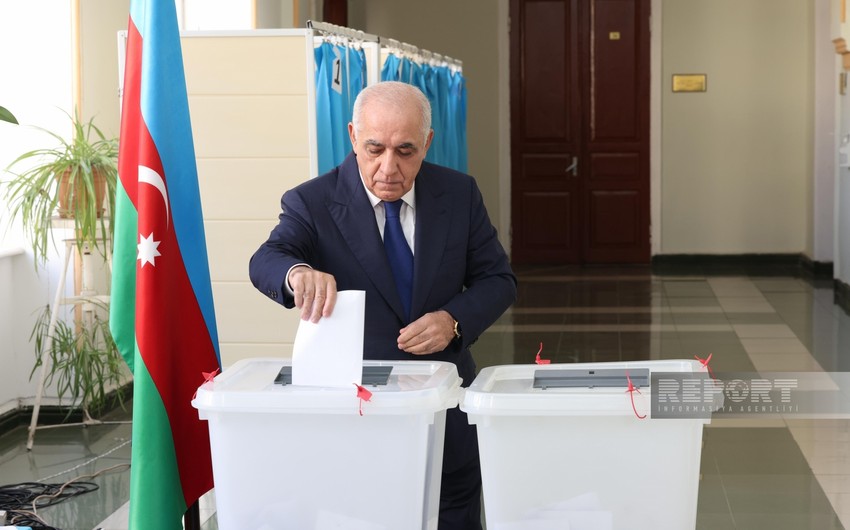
57,167,107,218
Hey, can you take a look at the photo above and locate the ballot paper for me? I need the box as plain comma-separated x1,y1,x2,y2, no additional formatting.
291,290,366,387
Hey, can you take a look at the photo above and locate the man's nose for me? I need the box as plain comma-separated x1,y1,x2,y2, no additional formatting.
379,151,399,176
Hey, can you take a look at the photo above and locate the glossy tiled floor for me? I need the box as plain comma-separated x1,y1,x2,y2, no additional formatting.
2,264,850,529
473,265,850,530
0,409,133,530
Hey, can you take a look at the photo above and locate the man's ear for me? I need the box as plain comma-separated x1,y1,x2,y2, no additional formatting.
424,129,434,152
348,122,357,149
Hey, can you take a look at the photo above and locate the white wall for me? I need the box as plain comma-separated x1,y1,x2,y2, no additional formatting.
79,0,130,139
256,0,296,28
0,2,82,415
0,241,82,416
0,250,30,417
661,0,814,255
181,0,253,30
813,0,838,263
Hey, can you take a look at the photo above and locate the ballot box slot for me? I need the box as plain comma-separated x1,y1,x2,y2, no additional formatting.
274,365,394,386
532,368,650,390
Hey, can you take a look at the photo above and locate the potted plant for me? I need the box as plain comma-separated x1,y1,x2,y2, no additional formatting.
30,300,128,418
2,109,118,265
2,110,126,425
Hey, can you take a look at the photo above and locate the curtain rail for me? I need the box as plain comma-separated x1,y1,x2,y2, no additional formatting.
307,20,462,69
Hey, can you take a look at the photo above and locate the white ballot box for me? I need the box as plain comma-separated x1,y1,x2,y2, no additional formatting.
192,358,462,530
461,360,717,530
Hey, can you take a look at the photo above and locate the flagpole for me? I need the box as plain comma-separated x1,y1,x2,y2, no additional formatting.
183,501,200,530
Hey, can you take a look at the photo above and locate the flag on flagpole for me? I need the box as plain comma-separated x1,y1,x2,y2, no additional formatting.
111,0,221,528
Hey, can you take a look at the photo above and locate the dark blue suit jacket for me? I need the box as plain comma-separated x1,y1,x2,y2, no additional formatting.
249,152,516,384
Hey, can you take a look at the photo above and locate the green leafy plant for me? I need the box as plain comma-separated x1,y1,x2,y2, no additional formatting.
2,110,117,266
30,300,127,418
0,105,18,124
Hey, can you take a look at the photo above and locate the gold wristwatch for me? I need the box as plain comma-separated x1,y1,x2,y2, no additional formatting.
453,319,462,340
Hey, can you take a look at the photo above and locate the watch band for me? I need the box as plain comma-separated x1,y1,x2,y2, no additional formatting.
453,319,461,340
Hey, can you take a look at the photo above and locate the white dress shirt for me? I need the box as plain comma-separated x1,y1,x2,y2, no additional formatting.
285,178,416,293
361,181,416,253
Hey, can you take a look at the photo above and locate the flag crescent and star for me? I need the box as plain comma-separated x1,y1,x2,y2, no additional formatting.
137,165,167,267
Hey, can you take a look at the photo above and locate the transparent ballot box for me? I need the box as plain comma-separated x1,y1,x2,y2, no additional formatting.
193,358,462,530
461,360,716,530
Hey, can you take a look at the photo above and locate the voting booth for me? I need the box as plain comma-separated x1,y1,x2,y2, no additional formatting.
193,358,462,530
461,360,715,530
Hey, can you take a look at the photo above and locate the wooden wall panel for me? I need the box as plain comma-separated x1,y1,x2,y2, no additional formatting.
182,36,308,95
189,95,309,158
211,283,301,343
197,158,310,220
204,221,278,281
183,31,312,367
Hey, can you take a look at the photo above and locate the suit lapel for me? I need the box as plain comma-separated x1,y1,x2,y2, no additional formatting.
411,169,451,319
328,154,408,320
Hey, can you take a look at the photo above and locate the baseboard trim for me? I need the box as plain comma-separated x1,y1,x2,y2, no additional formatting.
652,253,802,266
836,279,850,314
799,254,834,279
651,253,834,279
651,253,801,275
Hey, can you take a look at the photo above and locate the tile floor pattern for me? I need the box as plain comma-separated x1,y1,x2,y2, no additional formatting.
2,265,850,529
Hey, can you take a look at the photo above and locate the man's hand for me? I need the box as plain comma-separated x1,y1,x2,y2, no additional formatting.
288,266,337,322
397,310,456,355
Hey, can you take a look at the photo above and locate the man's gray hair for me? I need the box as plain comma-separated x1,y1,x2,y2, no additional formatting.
352,81,432,144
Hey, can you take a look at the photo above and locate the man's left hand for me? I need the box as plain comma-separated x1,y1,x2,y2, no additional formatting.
397,310,456,355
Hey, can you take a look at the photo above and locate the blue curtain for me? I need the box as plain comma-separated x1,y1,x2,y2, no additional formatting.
423,64,444,166
454,71,467,174
380,52,467,172
315,42,367,174
381,53,402,81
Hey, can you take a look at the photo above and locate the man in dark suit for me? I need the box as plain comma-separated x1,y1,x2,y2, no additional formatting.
249,81,516,530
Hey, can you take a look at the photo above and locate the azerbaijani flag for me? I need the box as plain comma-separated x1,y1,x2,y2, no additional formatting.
110,0,221,528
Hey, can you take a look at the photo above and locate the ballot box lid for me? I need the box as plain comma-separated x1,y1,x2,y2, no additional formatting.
461,359,707,417
193,358,462,416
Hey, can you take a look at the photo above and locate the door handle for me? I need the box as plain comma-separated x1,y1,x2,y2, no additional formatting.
565,156,578,177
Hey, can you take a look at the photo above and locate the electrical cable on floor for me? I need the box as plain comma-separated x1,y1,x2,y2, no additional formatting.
38,438,131,482
0,482,96,530
0,463,130,530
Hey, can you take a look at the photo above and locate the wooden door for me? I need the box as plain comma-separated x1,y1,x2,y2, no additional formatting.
510,0,651,264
